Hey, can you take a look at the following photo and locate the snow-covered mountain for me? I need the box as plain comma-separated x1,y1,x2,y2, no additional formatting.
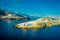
0,9,42,21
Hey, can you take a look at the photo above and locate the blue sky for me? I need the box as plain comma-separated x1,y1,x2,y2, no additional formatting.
0,0,60,16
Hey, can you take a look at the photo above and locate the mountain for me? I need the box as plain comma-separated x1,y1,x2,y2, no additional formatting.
0,9,41,21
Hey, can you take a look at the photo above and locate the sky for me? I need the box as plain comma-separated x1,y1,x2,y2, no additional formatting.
0,0,60,16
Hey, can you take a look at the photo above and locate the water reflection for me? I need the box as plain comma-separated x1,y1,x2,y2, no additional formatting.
1,20,60,40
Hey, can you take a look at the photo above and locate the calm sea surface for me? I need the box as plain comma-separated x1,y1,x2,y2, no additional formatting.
0,20,60,40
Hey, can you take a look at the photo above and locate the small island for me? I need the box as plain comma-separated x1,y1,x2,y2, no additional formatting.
15,17,60,29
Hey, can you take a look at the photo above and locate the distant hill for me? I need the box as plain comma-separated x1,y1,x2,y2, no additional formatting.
0,9,41,21
0,9,6,16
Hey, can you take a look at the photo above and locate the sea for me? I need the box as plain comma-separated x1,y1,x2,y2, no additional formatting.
0,19,60,40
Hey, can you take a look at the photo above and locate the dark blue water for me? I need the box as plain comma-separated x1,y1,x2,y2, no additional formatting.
0,20,60,40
